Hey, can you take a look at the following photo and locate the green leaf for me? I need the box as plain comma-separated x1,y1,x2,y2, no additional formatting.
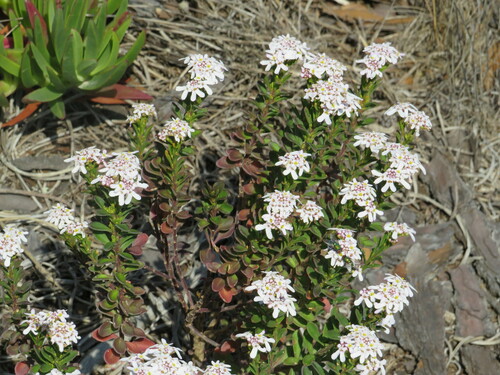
302,354,315,366
89,221,113,233
20,48,39,88
8,10,23,50
306,322,321,341
24,86,63,102
292,331,301,358
49,99,66,119
219,202,233,214
331,309,349,327
283,357,300,366
52,7,67,63
61,29,84,84
90,33,120,76
65,0,89,33
0,54,20,76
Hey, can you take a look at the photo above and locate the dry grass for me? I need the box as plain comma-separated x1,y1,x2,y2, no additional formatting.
0,0,498,373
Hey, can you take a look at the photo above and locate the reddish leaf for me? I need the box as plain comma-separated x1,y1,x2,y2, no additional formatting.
1,102,41,128
103,348,121,364
227,274,238,288
126,338,155,354
26,1,48,42
227,149,243,162
200,248,216,264
91,328,118,342
14,362,30,375
93,84,153,100
242,183,256,195
321,297,332,313
129,233,149,256
211,277,225,292
219,287,234,303
89,97,126,104
216,156,233,169
3,37,13,48
217,340,237,354
237,209,250,221
214,225,235,245
160,222,173,234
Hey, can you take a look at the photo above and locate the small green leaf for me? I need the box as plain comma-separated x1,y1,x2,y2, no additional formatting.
306,322,320,341
49,99,66,119
89,221,113,233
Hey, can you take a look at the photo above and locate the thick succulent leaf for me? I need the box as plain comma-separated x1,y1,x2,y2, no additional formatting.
24,86,63,103
27,2,48,45
83,19,99,60
107,0,128,15
45,64,66,92
30,43,50,81
114,15,131,43
64,0,89,33
49,99,66,119
20,48,40,88
114,30,146,68
61,30,83,85
78,61,128,91
91,33,120,76
0,55,20,76
33,17,50,61
52,6,68,63
77,58,98,79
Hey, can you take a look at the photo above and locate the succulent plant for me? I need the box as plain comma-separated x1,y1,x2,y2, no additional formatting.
8,0,145,118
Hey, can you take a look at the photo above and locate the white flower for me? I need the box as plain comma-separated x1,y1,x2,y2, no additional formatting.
385,102,417,118
302,53,346,80
384,222,416,242
108,178,148,206
261,35,309,74
353,132,388,154
304,78,362,121
64,146,109,175
275,150,311,179
353,274,416,330
255,213,294,239
357,42,404,79
372,168,411,192
236,331,275,359
44,203,88,238
99,151,142,180
331,325,384,364
297,200,324,224
404,110,433,136
339,180,377,206
127,103,157,124
357,201,383,222
263,190,300,218
158,118,195,142
205,361,233,375
0,225,28,267
246,271,297,318
176,54,226,101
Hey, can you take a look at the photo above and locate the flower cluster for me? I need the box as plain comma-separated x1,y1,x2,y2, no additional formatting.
275,150,311,180
45,203,88,238
64,146,108,175
357,42,404,79
176,54,227,101
339,180,383,222
384,222,416,242
324,228,364,280
124,340,233,375
245,271,297,318
158,118,195,142
355,274,415,333
331,325,386,374
22,309,80,352
260,34,310,74
255,190,323,239
296,200,324,224
0,225,28,267
94,151,148,206
386,102,432,136
235,331,275,359
353,132,388,155
301,53,347,80
304,78,362,124
127,103,157,124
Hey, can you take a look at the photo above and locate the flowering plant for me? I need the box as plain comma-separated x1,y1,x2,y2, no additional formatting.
0,34,433,375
